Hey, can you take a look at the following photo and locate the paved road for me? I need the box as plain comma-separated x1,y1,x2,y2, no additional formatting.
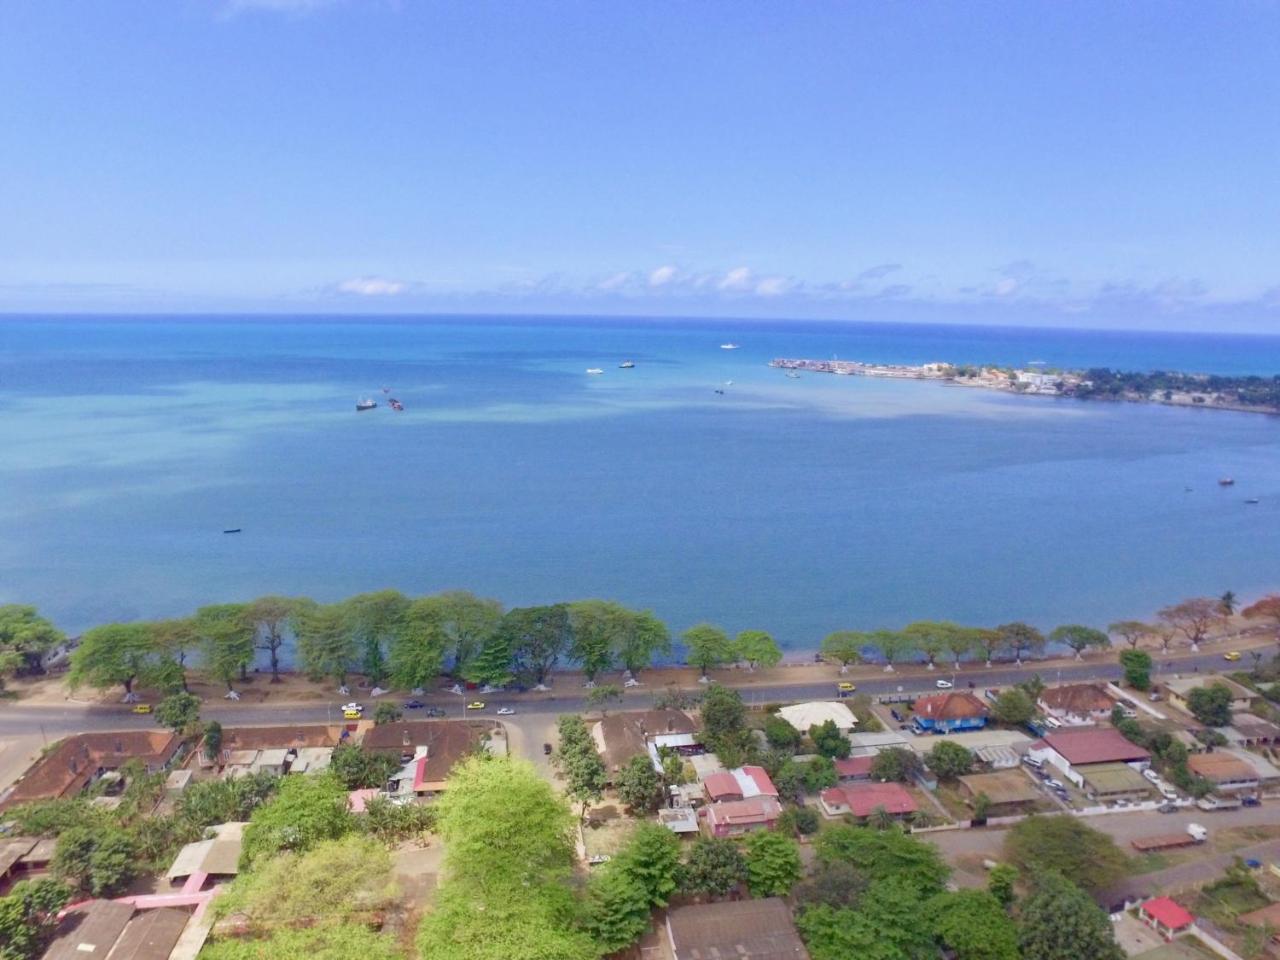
0,648,1253,743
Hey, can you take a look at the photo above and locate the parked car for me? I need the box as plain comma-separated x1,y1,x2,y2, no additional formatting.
935,679,954,689
466,701,486,710
1242,795,1262,807
496,707,516,716
543,742,553,755
131,703,152,714
1246,858,1262,869
403,699,425,710
425,706,447,717
587,855,611,866
1223,651,1243,662
341,702,364,713
1149,691,1162,702
1159,786,1179,801
1158,802,1178,814
1142,768,1161,784
1045,779,1066,791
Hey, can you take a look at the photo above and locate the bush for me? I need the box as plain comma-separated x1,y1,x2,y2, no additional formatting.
1004,816,1128,895
809,719,852,759
778,805,820,836
763,714,802,751
924,740,973,779
869,747,922,783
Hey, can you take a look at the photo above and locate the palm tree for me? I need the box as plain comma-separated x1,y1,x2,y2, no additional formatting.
866,805,896,831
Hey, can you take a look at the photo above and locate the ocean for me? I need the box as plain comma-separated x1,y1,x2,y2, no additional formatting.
2,315,1279,654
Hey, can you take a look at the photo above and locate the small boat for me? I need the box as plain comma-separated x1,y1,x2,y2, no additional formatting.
389,398,404,412
381,386,391,394
720,343,739,350
785,371,801,379
1219,477,1235,486
619,360,635,369
356,398,377,412
1246,498,1260,504
586,368,604,375
714,388,725,395
223,528,241,534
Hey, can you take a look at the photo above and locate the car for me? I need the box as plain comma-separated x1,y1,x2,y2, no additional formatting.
543,742,553,756
1158,803,1178,814
1045,779,1066,791
1142,768,1161,784
1149,691,1162,701
466,701,486,710
1242,795,1262,807
403,699,425,710
935,679,954,689
1245,858,1262,869
131,703,152,714
496,707,516,716
341,702,364,713
837,681,857,693
587,854,611,866
425,706,447,718
342,709,362,719
1160,786,1178,801
623,677,640,688
1223,651,1242,662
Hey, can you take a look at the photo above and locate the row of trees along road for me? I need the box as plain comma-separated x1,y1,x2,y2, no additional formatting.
819,620,1113,671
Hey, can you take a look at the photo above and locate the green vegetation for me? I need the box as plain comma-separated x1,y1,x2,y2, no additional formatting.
1004,816,1128,895
52,824,138,897
240,772,354,869
682,622,734,677
1118,648,1153,689
373,700,403,725
153,691,200,734
869,746,922,782
997,622,1045,663
202,926,403,960
0,605,64,692
679,836,747,897
0,878,70,960
699,684,754,765
1186,682,1234,726
743,829,802,897
1018,871,1123,960
809,718,851,758
991,687,1035,726
553,714,607,818
1075,368,1280,410
925,739,974,779
735,629,782,670
328,743,402,789
1049,624,1110,659
930,889,1021,960
616,754,663,813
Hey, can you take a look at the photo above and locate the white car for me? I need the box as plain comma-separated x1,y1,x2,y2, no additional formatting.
1045,779,1066,791
1160,785,1179,801
623,678,640,688
935,679,954,689
341,702,364,713
496,707,516,716
1142,768,1161,784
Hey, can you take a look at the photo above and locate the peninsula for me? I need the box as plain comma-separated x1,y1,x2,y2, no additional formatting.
770,359,1280,415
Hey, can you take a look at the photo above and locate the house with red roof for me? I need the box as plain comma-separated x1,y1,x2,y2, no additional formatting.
1138,897,1195,940
819,782,918,820
698,796,782,837
911,692,989,733
834,756,873,781
1027,727,1151,787
702,766,777,803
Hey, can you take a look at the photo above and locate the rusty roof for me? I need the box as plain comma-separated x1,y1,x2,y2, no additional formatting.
666,897,809,960
1038,684,1115,714
914,692,989,721
592,709,696,773
360,720,492,787
2,732,180,810
218,725,341,752
41,900,135,960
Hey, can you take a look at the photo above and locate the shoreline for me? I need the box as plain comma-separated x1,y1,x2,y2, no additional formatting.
770,357,1280,416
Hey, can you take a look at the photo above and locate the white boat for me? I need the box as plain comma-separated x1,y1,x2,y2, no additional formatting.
586,368,604,375
356,398,377,412
619,360,635,369
720,343,739,350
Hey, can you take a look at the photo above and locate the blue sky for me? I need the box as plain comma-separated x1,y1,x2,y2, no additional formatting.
2,1,1279,331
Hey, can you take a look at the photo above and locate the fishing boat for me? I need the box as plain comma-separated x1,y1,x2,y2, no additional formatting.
356,398,377,412
619,360,635,369
720,343,739,350
785,371,801,379
586,368,604,375
223,528,241,534
389,398,404,412
1246,498,1260,504
1219,477,1235,486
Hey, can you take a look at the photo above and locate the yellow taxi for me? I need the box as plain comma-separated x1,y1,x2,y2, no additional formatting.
1223,651,1243,662
131,703,152,714
837,682,856,694
466,701,486,710
342,708,362,719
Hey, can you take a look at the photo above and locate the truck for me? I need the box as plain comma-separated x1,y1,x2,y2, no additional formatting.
1197,796,1242,813
1130,823,1208,852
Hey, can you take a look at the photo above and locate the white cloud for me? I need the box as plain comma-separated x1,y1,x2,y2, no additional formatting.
596,271,633,292
754,276,792,297
993,278,1018,297
718,266,754,292
648,265,678,288
336,276,408,296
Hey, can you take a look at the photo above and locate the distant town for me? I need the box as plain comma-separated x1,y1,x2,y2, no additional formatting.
770,359,1280,414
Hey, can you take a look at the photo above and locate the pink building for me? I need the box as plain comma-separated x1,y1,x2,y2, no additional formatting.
698,796,782,837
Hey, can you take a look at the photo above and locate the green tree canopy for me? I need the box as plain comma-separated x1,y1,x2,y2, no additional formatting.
616,754,664,814
0,605,64,680
148,617,200,692
743,829,802,897
618,822,682,908
925,739,974,779
568,599,627,681
991,687,1035,726
389,596,451,690
328,743,401,789
683,623,734,677
1018,871,1124,960
1186,683,1234,726
0,878,71,960
1107,620,1152,650
202,925,402,960
734,629,782,670
929,889,1020,960
52,825,138,897
821,630,864,671
904,620,962,670
195,603,255,693
582,863,651,954
1118,648,1153,690
997,622,1045,663
797,876,934,960
869,630,915,671
809,719,851,759
501,604,573,687
154,691,200,735
295,601,358,687
240,772,354,869
343,589,409,687
680,836,747,898
869,746,922,783
1049,624,1110,659
244,595,304,683
814,825,950,896
614,608,671,676
1004,815,1129,895
68,622,177,699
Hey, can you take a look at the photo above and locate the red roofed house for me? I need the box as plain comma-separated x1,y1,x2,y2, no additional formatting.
834,756,873,781
699,796,782,837
1139,897,1195,940
819,782,918,820
911,693,989,733
1027,728,1151,788
1037,684,1116,726
702,766,777,803
1,732,183,811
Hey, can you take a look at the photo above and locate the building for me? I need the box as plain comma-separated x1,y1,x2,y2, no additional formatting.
702,766,777,803
1,731,182,810
1138,897,1195,940
165,822,247,888
1027,728,1151,787
902,728,1032,769
1238,902,1280,951
1187,752,1260,793
1037,684,1116,726
776,701,857,734
846,730,911,756
819,782,917,820
957,770,1042,813
699,795,782,837
1162,676,1257,715
362,720,495,791
834,756,873,781
40,901,190,960
1078,762,1155,801
1224,714,1280,748
590,709,696,778
911,692,989,734
657,807,700,835
665,898,809,960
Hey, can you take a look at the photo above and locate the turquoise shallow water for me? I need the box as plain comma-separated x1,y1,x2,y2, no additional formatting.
2,315,1279,648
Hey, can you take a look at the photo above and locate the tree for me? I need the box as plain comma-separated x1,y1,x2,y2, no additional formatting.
68,622,177,700
821,630,864,673
420,884,596,960
616,754,664,814
797,876,934,960
1107,620,1152,650
1243,594,1280,641
972,792,992,823
987,862,1018,907
680,837,747,897
1050,624,1109,660
974,628,1007,667
329,744,401,789
568,599,624,682
295,601,358,688
683,623,733,677
814,825,950,896
1004,816,1128,895
869,629,915,671
1219,590,1238,616
904,621,959,671
389,595,450,690
154,691,200,735
763,713,801,751
866,805,896,831
809,719,851,759
925,739,974,779
421,590,504,675
244,595,302,683
619,823,681,908
582,864,651,953
870,746,922,783
794,860,866,910
1158,597,1222,650
148,618,200,691
1186,683,1233,726
240,773,354,868
501,604,573,687
929,889,1020,960
344,589,409,688
615,608,671,677
700,684,752,760
801,755,839,793
554,715,607,819
743,829,801,897
1118,648,1153,690
0,878,70,960
1018,871,1124,960
778,805,820,836
735,629,782,671
945,626,982,669
997,622,1045,664
991,687,1035,726
373,701,402,725
585,683,623,715
196,603,255,693
52,826,138,896
0,605,64,681
202,720,223,762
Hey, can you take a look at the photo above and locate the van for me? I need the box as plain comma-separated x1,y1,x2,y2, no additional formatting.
1021,755,1044,770
342,709,362,719
1043,716,1063,729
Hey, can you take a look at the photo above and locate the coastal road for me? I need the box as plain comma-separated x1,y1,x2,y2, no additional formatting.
0,648,1253,743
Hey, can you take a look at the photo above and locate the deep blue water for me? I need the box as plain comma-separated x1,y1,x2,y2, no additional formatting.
2,315,1279,652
